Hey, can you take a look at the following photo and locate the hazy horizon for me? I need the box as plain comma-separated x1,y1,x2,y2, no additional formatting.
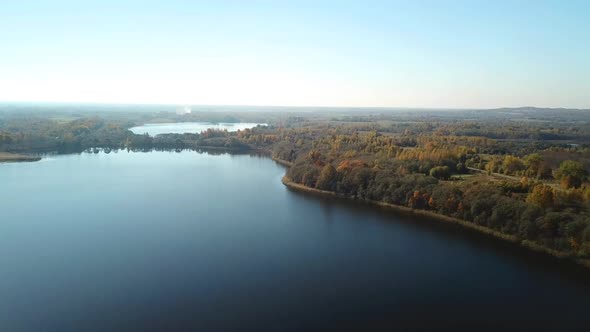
2,100,589,112
1,1,589,108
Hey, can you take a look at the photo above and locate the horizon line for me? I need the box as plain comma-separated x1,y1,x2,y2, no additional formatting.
1,100,589,111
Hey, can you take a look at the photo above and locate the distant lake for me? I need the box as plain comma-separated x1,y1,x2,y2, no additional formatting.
129,122,265,136
1,151,590,331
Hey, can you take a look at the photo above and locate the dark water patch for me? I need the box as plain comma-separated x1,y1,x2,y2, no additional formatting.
1,151,589,331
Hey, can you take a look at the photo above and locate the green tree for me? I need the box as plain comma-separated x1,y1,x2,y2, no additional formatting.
429,166,451,180
316,164,337,190
524,153,543,178
554,160,587,189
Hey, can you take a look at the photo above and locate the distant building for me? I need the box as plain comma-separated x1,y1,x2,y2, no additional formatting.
176,106,192,115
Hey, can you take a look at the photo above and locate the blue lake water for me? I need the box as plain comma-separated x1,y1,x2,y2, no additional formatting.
1,150,590,331
129,122,265,136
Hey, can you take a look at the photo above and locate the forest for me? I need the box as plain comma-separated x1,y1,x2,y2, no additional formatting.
3,105,590,262
239,107,590,261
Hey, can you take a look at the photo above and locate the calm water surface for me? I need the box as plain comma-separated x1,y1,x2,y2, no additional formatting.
130,122,265,136
1,151,590,331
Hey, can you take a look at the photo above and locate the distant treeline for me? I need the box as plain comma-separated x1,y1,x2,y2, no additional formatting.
0,117,251,153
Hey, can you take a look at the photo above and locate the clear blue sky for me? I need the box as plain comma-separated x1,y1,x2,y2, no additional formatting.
1,0,588,108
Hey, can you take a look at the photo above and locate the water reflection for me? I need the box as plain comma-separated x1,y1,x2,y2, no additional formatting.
1,151,590,331
287,186,590,285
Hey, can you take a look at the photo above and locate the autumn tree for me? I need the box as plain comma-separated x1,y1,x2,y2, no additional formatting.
307,149,324,166
502,155,525,175
526,184,555,209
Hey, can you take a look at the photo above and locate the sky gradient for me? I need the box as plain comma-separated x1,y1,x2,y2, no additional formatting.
1,0,588,108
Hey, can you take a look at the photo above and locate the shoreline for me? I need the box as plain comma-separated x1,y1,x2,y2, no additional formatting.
0,152,41,163
280,174,590,269
271,157,294,167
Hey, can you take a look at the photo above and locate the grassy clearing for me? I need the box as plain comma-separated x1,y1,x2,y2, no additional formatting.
450,174,476,180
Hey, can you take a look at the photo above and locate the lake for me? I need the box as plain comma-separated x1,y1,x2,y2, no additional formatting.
1,150,590,331
130,122,265,136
